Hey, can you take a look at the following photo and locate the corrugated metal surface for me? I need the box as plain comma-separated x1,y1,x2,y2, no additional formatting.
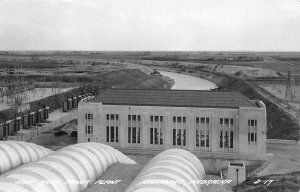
90,89,256,108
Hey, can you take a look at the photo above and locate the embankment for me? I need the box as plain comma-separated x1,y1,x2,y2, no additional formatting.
97,69,174,89
215,75,299,140
159,67,299,140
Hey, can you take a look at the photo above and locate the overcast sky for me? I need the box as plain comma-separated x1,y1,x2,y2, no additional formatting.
0,0,300,51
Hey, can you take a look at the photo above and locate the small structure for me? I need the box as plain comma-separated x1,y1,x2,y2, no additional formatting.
228,162,246,186
0,120,16,139
14,117,21,132
29,112,36,126
72,96,78,108
36,109,43,124
6,120,14,136
44,106,49,120
40,108,45,122
67,98,72,110
63,99,70,112
0,123,5,140
22,113,29,128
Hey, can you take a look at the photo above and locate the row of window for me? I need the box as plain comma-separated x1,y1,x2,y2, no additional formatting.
150,115,163,122
173,116,186,123
85,126,237,149
128,115,141,121
196,117,209,124
106,114,119,121
220,118,234,125
86,125,256,147
248,119,257,127
86,114,257,147
86,114,238,126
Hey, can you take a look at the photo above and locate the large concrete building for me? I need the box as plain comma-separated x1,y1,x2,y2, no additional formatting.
78,89,267,164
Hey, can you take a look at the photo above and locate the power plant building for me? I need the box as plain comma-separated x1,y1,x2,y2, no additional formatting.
78,89,267,161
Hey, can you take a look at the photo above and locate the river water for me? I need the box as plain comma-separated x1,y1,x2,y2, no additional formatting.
159,71,217,90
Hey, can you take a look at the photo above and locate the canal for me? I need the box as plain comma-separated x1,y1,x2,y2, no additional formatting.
159,71,217,90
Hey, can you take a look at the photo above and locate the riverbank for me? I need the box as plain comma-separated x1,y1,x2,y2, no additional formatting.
153,65,299,141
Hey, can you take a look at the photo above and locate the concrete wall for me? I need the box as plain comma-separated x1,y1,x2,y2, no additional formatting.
78,101,267,161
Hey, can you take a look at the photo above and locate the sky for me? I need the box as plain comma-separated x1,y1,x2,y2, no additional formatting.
0,0,300,51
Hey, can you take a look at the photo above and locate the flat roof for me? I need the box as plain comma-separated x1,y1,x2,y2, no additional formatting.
90,89,257,108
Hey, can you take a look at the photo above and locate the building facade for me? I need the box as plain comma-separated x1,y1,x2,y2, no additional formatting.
78,89,267,161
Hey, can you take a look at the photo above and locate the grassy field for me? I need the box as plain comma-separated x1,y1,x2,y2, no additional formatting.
259,84,300,103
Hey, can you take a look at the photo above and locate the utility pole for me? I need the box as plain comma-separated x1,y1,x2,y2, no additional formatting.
284,71,296,102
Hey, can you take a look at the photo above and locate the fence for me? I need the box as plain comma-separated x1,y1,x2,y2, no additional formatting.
6,110,78,142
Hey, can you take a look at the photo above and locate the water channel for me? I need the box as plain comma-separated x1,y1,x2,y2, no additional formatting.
159,71,217,90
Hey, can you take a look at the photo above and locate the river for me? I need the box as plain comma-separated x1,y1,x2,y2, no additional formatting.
159,71,217,90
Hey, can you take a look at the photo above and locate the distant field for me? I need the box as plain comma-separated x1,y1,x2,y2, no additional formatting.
232,60,300,76
259,84,300,103
1,51,300,77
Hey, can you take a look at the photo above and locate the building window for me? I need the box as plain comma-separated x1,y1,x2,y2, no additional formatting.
220,131,223,147
105,113,119,144
88,138,90,142
248,119,257,144
219,131,234,148
128,115,141,145
149,115,163,146
196,130,199,146
85,125,93,134
196,117,209,150
106,126,119,143
106,126,109,142
173,116,187,147
177,117,181,122
219,117,234,151
201,117,205,124
150,128,154,144
85,113,93,120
